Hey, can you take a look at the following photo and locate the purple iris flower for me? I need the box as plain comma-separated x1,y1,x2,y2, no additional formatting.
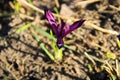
45,10,85,48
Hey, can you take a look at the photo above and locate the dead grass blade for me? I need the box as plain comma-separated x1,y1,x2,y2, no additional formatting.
75,0,100,8
54,0,60,8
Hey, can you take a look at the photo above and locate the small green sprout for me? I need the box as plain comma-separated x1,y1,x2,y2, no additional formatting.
106,52,116,60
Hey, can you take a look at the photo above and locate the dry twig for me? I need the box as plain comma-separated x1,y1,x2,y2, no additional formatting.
84,52,99,72
54,0,60,8
115,60,120,77
109,5,120,11
75,0,100,8
85,21,119,35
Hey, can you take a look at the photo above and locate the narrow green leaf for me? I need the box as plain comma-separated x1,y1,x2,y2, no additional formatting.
117,41,120,48
88,64,93,72
33,33,40,43
40,43,55,61
50,30,56,51
106,52,116,59
15,23,31,34
28,0,33,5
54,48,63,60
3,76,7,80
54,7,59,14
111,75,116,80
54,7,60,23
14,0,21,13
33,26,56,41
32,32,55,61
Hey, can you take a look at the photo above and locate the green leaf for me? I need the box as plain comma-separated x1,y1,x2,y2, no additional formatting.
32,32,55,61
109,75,116,80
50,30,63,60
87,64,93,72
117,41,120,48
28,0,33,5
33,25,56,41
14,0,21,13
3,76,7,80
106,52,116,59
54,48,63,60
40,43,55,61
15,23,31,34
54,7,60,23
50,30,56,51
32,33,40,43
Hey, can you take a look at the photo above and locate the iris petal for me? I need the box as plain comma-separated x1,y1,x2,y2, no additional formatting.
45,10,58,34
63,20,85,36
57,19,65,37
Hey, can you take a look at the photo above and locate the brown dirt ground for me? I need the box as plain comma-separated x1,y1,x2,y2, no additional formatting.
0,0,120,80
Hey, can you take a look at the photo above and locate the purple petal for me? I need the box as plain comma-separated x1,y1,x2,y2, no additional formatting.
45,10,58,34
63,20,85,36
57,19,65,36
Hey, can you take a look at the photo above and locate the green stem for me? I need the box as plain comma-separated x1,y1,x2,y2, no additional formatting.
40,44,55,61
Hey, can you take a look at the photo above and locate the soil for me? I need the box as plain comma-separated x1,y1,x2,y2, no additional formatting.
0,0,120,80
